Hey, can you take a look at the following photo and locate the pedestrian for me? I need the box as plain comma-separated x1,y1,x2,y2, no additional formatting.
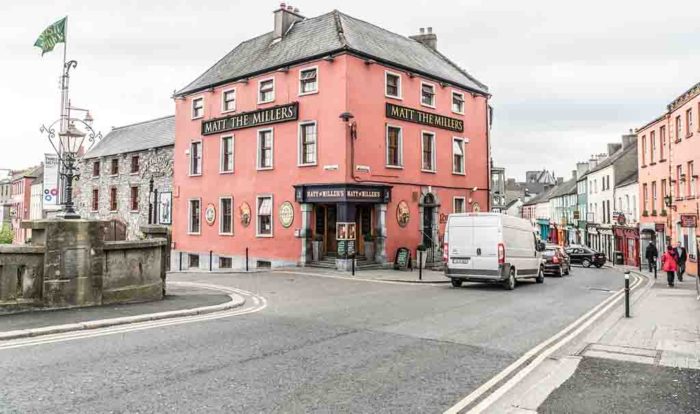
675,242,687,282
661,245,679,287
645,241,658,273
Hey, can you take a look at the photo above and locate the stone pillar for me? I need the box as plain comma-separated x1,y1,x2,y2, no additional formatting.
374,203,388,264
300,203,313,266
141,224,170,296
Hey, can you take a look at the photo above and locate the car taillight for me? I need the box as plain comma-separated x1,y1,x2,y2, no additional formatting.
443,243,448,262
498,243,505,264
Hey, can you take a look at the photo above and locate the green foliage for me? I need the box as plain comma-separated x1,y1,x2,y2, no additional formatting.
0,225,13,244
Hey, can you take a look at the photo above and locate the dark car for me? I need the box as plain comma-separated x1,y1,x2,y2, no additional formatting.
542,246,571,276
565,247,606,268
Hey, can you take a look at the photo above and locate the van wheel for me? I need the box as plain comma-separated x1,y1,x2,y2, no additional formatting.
504,268,516,290
582,259,591,268
536,267,544,284
451,278,463,288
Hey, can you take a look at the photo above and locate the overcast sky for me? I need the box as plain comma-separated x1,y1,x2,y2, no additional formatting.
2,0,699,180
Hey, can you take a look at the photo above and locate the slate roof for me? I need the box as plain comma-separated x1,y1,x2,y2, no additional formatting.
587,142,635,176
614,144,638,187
177,10,488,96
549,177,577,198
84,116,175,159
523,185,558,206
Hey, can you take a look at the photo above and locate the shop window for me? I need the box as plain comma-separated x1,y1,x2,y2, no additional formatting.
386,126,403,167
299,67,318,95
385,72,401,99
453,197,465,213
421,82,435,107
220,197,233,235
130,155,140,174
109,187,118,211
421,131,436,172
91,188,99,212
92,161,100,177
189,254,199,268
110,158,119,175
130,186,139,211
219,257,232,269
190,141,202,176
298,122,317,166
256,196,273,237
258,79,275,103
220,136,234,173
192,97,204,119
189,199,201,234
222,89,236,112
257,129,274,170
452,91,465,114
452,137,465,174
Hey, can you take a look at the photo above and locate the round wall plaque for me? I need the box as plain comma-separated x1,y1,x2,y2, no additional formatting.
279,201,294,228
397,200,410,227
239,202,251,227
472,202,481,212
205,203,216,225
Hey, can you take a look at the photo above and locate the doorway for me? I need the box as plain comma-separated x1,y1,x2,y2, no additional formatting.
356,205,373,255
315,205,337,255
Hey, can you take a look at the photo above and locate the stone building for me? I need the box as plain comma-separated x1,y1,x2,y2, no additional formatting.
76,115,174,240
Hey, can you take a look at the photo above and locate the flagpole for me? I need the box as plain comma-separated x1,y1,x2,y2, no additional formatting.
59,17,68,204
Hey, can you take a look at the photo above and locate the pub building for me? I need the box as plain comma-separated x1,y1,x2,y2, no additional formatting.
171,5,491,271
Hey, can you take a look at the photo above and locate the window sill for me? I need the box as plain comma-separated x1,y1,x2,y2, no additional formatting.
188,174,202,177
256,234,273,238
109,174,119,177
219,232,234,237
130,210,139,214
649,162,657,166
219,170,234,175
452,171,466,176
257,100,275,105
221,109,237,115
297,163,318,168
385,94,402,101
256,167,274,171
191,116,203,121
420,102,436,109
641,165,647,168
130,172,139,176
451,110,465,116
299,90,319,97
385,165,404,169
659,158,667,163
675,139,682,144
187,232,201,236
421,169,437,174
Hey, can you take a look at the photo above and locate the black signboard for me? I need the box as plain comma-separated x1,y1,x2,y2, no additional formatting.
337,240,357,257
393,247,411,270
295,184,391,204
201,102,299,135
386,103,464,132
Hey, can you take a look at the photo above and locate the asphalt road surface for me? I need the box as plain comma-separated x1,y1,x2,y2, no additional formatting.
0,266,625,413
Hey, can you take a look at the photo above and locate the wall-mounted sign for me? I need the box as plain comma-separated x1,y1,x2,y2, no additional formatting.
202,102,299,135
336,222,357,240
239,202,251,227
680,214,697,228
295,184,391,204
386,103,464,132
397,201,410,227
205,203,216,225
158,192,172,225
655,223,665,233
279,201,294,228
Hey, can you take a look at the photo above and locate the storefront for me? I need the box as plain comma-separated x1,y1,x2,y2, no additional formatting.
677,214,698,276
537,219,550,241
587,224,599,251
599,226,614,260
614,225,639,267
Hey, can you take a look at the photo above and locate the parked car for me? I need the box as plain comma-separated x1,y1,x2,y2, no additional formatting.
443,213,545,290
565,246,606,268
542,246,571,276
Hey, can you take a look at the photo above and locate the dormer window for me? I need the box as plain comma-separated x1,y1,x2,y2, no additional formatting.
421,82,435,107
259,79,275,103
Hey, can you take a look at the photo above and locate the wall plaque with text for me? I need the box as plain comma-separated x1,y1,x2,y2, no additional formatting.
386,103,464,132
680,214,697,228
201,102,299,135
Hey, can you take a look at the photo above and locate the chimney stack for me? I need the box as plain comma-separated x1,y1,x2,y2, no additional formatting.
607,142,622,156
410,27,438,50
273,3,304,40
621,131,637,149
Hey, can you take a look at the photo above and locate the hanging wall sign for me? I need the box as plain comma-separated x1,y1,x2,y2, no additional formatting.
295,184,391,204
397,201,410,227
202,102,299,135
205,204,216,225
680,214,697,228
279,201,294,228
386,103,464,132
239,202,251,227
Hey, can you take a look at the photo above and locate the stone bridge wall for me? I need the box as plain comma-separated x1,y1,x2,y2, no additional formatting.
103,239,166,304
0,245,45,307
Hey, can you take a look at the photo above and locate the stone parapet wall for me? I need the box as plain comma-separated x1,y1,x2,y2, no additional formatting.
0,245,45,306
103,239,167,304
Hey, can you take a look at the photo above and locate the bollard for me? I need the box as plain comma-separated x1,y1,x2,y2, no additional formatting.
245,248,249,272
352,254,355,276
209,250,213,271
179,251,183,271
624,271,630,318
419,250,423,281
653,260,657,279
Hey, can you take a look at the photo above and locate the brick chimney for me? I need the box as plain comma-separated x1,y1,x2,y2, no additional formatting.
410,27,438,50
273,3,304,40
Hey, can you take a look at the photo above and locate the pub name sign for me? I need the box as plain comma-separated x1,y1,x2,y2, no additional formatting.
386,103,464,132
202,102,299,135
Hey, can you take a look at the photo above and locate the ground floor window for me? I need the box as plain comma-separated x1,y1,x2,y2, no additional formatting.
189,199,201,234
189,254,199,268
219,257,232,269
220,197,233,235
109,187,118,211
130,186,139,211
91,188,99,211
453,197,465,213
257,196,273,236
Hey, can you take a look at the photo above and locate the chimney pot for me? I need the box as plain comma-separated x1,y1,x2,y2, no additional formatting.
419,27,425,34
427,27,433,33
294,7,299,13
280,2,286,8
287,5,293,10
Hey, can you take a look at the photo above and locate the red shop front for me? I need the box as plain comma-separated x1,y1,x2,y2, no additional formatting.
614,226,639,267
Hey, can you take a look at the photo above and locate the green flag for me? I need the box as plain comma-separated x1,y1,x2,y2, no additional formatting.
34,17,67,56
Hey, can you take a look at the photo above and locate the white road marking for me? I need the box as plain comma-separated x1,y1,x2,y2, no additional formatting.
277,270,445,286
444,273,645,414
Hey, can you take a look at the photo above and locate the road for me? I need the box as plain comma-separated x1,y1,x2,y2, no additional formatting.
0,266,625,413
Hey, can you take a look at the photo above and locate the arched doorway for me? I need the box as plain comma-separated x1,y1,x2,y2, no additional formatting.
422,193,436,248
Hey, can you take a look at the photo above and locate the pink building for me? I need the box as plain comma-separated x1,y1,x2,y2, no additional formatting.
172,6,491,270
638,81,700,276
9,166,41,244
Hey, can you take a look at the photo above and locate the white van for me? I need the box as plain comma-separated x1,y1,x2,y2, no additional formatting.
444,213,545,290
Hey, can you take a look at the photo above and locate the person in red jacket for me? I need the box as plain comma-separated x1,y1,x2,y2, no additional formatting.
661,245,680,287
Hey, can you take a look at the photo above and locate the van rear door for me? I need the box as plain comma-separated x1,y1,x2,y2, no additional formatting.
470,216,500,271
447,215,474,270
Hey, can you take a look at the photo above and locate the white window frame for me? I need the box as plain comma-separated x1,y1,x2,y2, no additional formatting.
297,121,318,166
256,194,274,237
221,88,236,113
256,128,274,170
257,77,275,104
452,137,466,175
453,196,466,213
188,198,202,235
385,124,403,168
420,81,436,108
298,66,319,96
189,140,203,177
219,196,233,235
421,130,437,173
384,71,402,99
451,90,465,115
191,96,204,119
220,135,234,174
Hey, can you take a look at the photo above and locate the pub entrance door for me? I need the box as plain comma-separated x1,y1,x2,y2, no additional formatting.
315,205,337,255
356,205,373,255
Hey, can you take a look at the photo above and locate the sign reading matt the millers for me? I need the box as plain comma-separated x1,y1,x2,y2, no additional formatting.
202,102,299,135
386,103,464,132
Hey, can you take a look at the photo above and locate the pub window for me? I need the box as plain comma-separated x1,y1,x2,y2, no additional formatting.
453,197,466,213
257,129,274,170
299,67,318,95
258,78,275,104
109,187,118,211
92,161,100,177
256,195,273,237
421,131,436,172
130,155,140,174
421,82,436,107
220,197,233,235
130,186,139,211
687,108,693,136
452,91,465,114
110,158,119,175
222,89,236,113
298,122,317,166
385,72,401,99
189,254,199,268
386,125,403,167
192,97,204,119
220,135,234,173
219,257,232,269
91,188,99,211
190,141,202,176
189,198,201,234
452,137,465,174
